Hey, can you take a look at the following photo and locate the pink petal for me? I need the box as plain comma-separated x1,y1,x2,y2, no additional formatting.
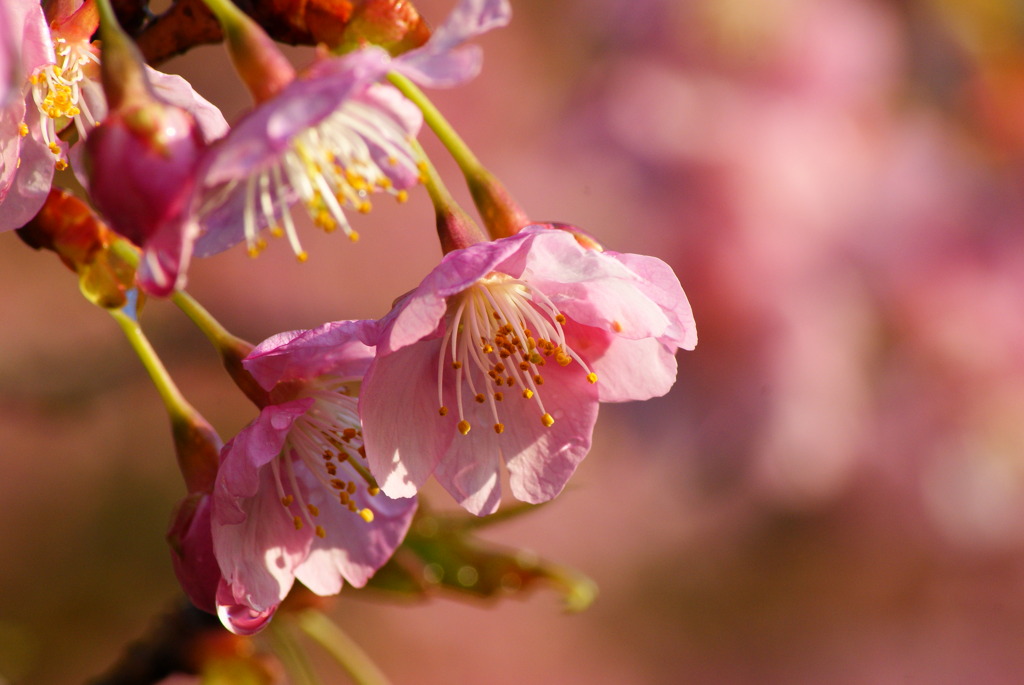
244,320,376,391
293,464,416,592
500,361,599,505
216,579,278,636
567,321,680,402
212,402,315,610
396,0,512,88
378,233,530,354
360,337,453,498
0,104,54,232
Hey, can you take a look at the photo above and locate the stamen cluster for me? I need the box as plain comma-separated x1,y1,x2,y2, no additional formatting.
438,274,597,436
223,98,422,261
29,37,99,169
272,382,379,538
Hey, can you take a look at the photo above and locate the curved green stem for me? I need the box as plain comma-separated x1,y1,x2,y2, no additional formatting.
110,238,251,354
297,610,390,685
109,307,191,421
388,72,483,176
388,72,529,239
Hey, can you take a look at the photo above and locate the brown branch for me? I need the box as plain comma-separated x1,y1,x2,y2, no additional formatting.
88,600,223,685
134,0,430,66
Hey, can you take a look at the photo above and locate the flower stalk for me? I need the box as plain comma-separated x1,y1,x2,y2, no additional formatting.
109,305,218,493
387,71,528,239
296,610,391,685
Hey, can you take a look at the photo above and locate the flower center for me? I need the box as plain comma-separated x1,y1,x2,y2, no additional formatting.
269,381,378,538
234,98,423,261
28,38,99,170
437,274,597,436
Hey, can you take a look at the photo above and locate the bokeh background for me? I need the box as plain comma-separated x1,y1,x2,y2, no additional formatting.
5,0,1024,682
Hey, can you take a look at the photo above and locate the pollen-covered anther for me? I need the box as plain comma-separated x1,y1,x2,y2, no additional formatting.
293,516,303,530
541,413,555,428
315,525,326,538
474,393,485,403
281,495,294,507
458,420,471,435
359,508,374,523
307,504,319,517
587,372,598,384
494,423,504,434
439,406,449,416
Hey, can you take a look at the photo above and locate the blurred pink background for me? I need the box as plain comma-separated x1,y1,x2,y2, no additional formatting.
5,0,1024,682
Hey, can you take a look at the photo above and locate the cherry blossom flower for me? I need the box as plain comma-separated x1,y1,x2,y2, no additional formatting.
360,224,697,515
212,320,416,634
193,0,511,260
0,0,227,235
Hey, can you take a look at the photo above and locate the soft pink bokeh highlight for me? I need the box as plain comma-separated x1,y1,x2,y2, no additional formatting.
5,0,1024,681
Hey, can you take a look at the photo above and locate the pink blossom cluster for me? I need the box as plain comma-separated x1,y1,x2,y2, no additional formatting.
0,0,696,636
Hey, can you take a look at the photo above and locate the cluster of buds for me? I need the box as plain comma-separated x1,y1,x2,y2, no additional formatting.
1,0,696,656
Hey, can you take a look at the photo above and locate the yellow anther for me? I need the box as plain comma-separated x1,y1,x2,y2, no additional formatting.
458,420,471,435
18,123,28,136
368,486,380,496
541,413,555,428
357,201,372,213
48,142,60,155
439,406,449,416
348,231,360,242
315,525,326,538
451,361,463,370
293,516,304,530
359,508,375,523
555,353,572,366
281,495,294,507
522,389,534,399
296,251,309,263
555,314,567,324
269,226,284,238
396,190,409,203
307,504,320,517
247,246,260,258
474,393,485,404
534,375,545,385
612,320,623,332
494,423,505,434
587,372,598,384
494,392,504,401
55,159,68,171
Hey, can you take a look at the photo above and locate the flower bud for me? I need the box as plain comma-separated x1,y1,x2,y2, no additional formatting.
85,103,204,248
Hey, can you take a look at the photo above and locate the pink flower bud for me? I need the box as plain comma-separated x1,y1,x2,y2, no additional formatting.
86,103,203,248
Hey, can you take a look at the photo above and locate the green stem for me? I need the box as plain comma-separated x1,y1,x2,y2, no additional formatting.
388,72,483,176
109,308,191,423
297,610,391,685
110,238,251,358
270,620,321,685
388,72,529,239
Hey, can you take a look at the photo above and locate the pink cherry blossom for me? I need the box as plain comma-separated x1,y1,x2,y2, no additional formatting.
192,0,511,261
212,320,416,634
0,0,227,236
360,224,697,515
